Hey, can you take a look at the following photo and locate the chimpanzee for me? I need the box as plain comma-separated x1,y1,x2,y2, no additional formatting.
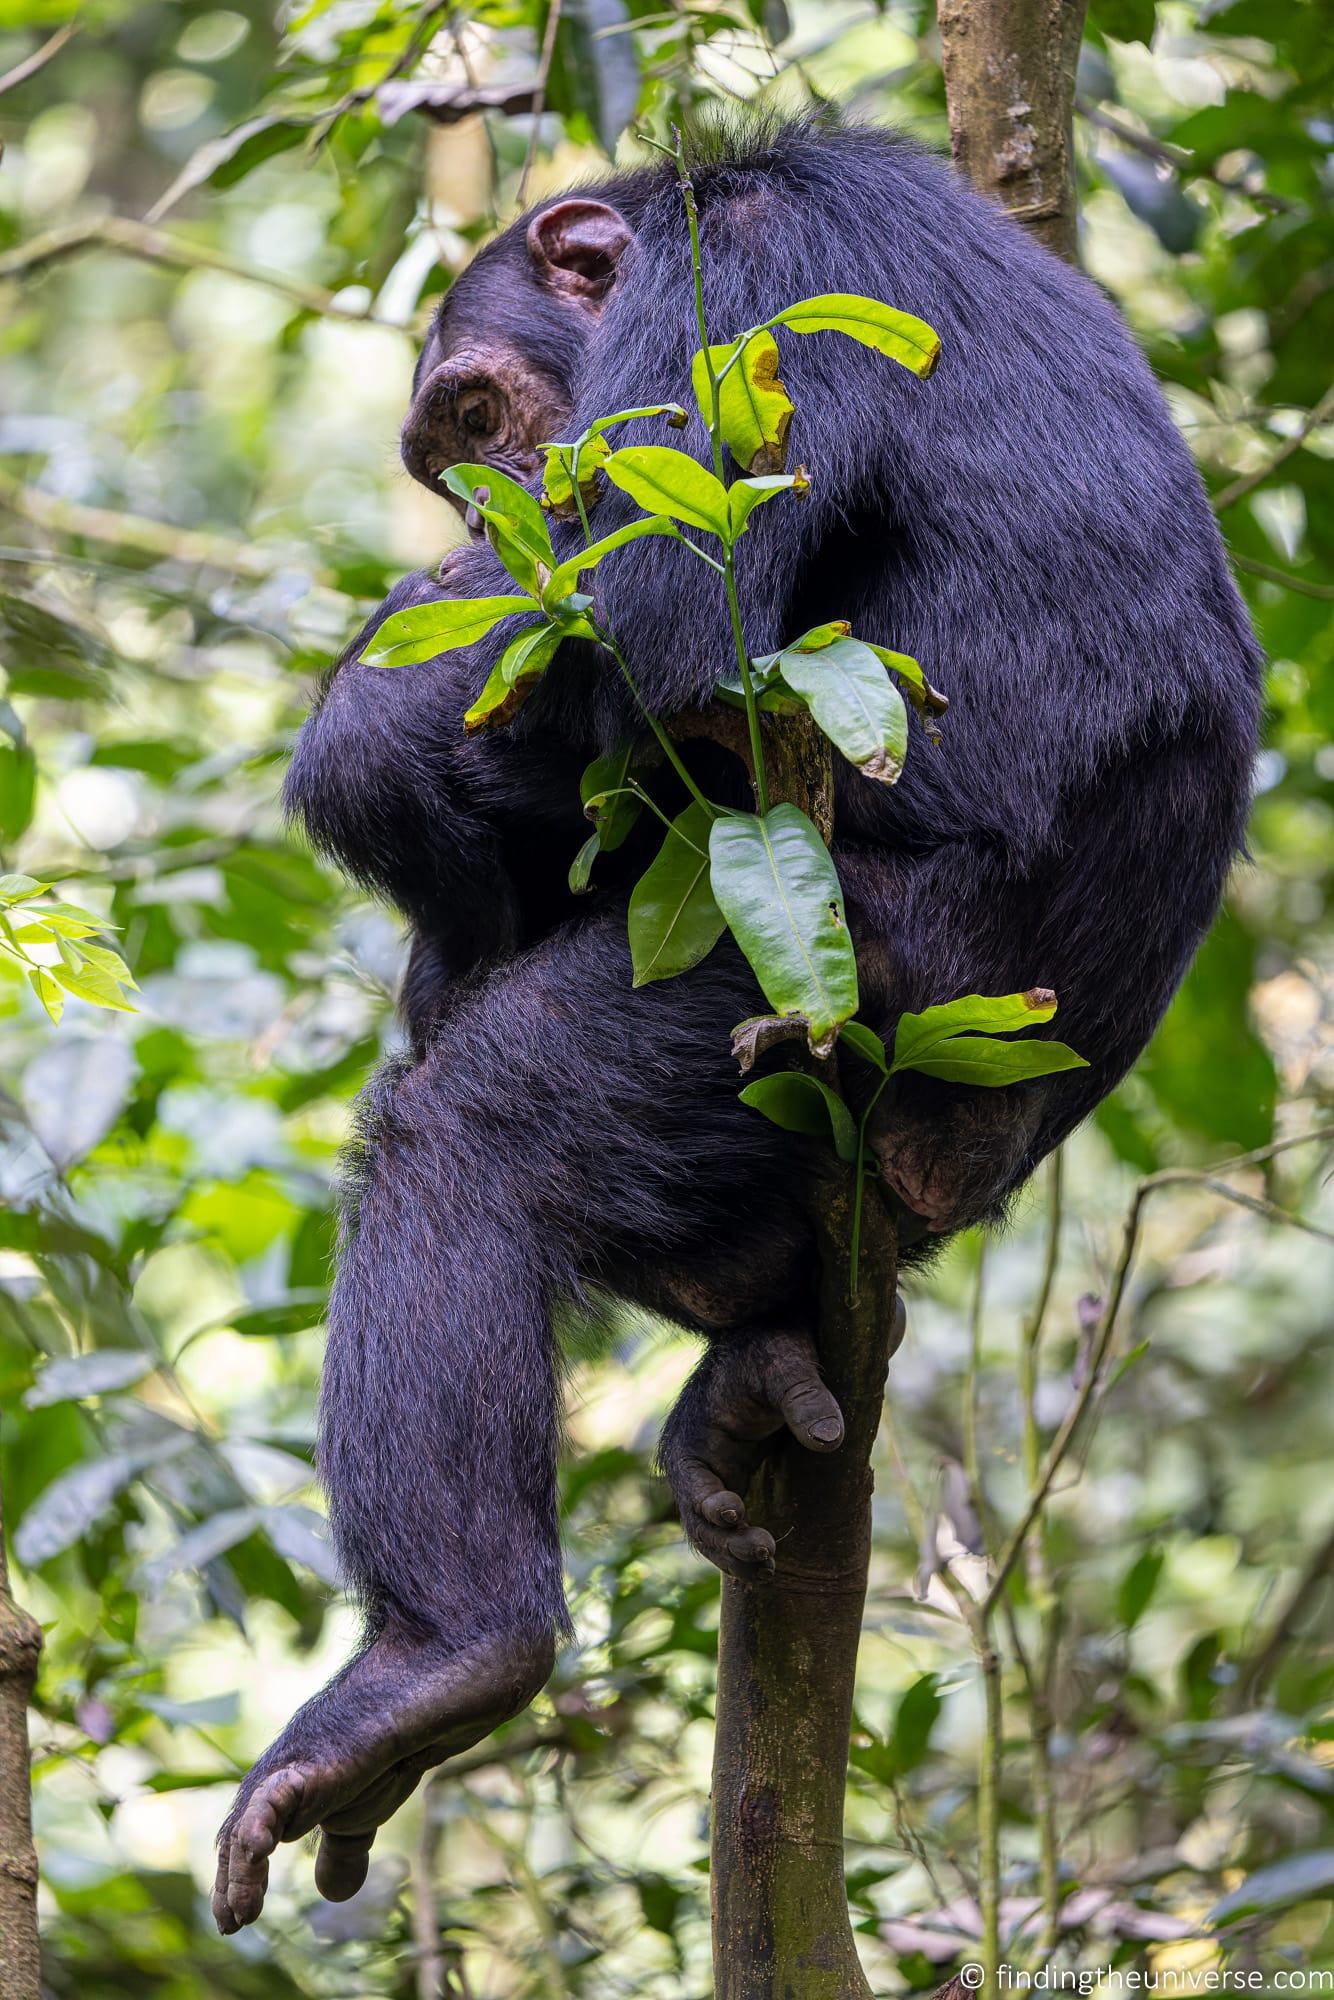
212,118,1261,1931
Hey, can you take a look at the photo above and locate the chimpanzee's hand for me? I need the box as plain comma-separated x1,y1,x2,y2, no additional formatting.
213,1626,553,1933
658,1330,845,1579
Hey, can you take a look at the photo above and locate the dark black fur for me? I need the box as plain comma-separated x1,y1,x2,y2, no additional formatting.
216,120,1260,1920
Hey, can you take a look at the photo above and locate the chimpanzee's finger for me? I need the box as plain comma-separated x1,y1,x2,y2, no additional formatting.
213,1766,305,1933
759,1335,844,1453
664,1450,776,1573
314,1827,373,1903
700,1487,748,1531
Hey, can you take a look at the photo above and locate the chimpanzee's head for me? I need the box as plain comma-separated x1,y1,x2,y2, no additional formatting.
401,198,635,528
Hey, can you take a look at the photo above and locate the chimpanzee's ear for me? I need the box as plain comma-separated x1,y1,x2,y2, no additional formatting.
526,199,634,305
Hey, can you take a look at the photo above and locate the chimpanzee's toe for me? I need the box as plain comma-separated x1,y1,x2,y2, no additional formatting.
659,1326,845,1578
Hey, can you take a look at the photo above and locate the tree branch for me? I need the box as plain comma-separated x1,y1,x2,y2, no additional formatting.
1212,382,1334,513
1231,552,1334,600
0,469,335,583
1076,94,1301,216
0,215,428,331
0,22,76,98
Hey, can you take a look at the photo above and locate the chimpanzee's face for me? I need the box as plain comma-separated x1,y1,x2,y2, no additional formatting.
401,198,634,535
400,335,571,505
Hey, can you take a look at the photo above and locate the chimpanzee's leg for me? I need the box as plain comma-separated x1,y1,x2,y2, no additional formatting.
213,907,838,1931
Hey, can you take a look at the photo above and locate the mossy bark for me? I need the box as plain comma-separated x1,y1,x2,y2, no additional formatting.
710,1184,901,1999
0,1476,42,2000
938,0,1090,264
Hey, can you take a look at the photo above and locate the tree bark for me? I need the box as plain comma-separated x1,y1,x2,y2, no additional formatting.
711,1186,902,1999
703,712,902,1998
938,0,1090,263
0,1474,42,2000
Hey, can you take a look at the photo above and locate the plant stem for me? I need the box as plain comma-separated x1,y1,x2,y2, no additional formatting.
963,1242,990,1543
670,127,772,818
976,1624,1004,1989
1019,1150,1065,1962
593,623,717,819
847,1077,888,1306
724,561,770,816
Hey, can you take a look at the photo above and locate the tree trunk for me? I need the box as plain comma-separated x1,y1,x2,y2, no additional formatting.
938,0,1090,263
710,1186,902,1999
707,7,1091,1986
0,1475,42,2000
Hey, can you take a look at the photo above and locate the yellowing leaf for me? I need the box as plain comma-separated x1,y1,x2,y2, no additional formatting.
464,622,562,732
542,435,611,519
692,330,794,474
771,294,941,378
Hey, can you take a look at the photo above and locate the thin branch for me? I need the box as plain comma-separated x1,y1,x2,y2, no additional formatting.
1231,552,1334,600
1213,383,1334,513
0,470,334,583
308,0,451,149
0,215,429,331
1076,94,1300,215
1232,1518,1334,1710
984,1125,1334,1615
518,1,563,206
0,21,76,97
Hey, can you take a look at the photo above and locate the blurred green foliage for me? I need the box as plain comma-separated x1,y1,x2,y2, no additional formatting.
0,1,1331,1993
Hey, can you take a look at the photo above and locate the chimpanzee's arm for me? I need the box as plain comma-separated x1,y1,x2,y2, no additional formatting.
284,557,586,968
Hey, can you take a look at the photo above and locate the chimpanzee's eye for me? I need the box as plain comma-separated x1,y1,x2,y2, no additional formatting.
459,398,493,437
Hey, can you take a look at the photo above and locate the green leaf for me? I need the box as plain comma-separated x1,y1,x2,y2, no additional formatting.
892,990,1060,1072
14,1436,188,1567
708,805,858,1049
770,294,941,377
141,1506,262,1590
1211,1850,1334,1926
51,960,136,1014
727,470,809,538
24,1350,154,1408
773,637,908,784
753,622,850,671
580,742,642,854
602,446,730,538
838,1021,888,1072
228,1293,327,1338
1117,1547,1164,1630
0,874,43,904
28,967,63,1024
897,1036,1088,1086
568,832,600,895
440,464,554,595
628,801,725,986
862,643,950,725
543,515,680,605
692,331,794,473
1091,0,1156,46
464,622,563,732
887,1673,942,1776
361,596,533,669
542,434,611,518
739,1070,857,1162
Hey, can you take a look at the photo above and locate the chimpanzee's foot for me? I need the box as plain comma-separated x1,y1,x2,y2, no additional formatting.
658,1329,845,1580
212,1625,553,1933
